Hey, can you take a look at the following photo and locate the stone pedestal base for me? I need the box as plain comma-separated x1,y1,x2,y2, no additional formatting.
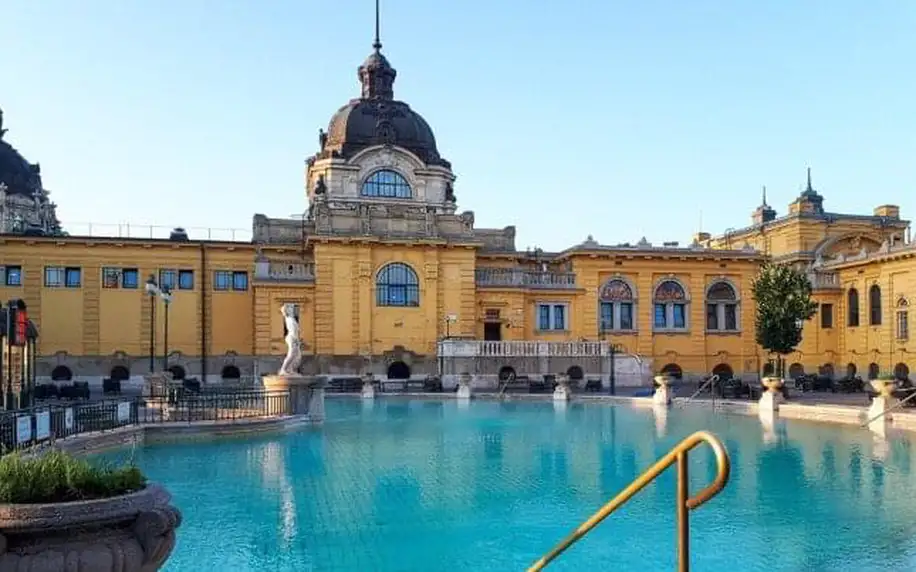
652,385,671,406
553,383,571,402
361,381,376,399
457,373,472,400
262,374,325,422
758,390,783,416
867,395,897,434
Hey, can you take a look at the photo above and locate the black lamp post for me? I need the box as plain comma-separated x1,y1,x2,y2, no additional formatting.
161,286,172,373
145,275,159,373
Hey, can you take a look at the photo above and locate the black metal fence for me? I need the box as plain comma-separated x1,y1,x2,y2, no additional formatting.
0,390,291,456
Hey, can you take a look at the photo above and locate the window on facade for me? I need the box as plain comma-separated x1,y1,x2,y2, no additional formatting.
537,303,568,331
159,270,177,291
178,270,194,290
360,169,412,199
45,266,81,288
102,267,120,288
214,271,231,291
598,278,635,331
897,298,910,340
820,303,834,329
705,281,738,331
847,288,860,327
232,271,248,291
653,280,688,330
376,263,420,307
122,268,139,288
1,265,22,287
869,284,882,325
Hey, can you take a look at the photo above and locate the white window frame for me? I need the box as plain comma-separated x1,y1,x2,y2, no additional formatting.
536,302,569,332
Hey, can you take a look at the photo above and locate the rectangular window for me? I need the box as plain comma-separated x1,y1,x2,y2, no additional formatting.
820,304,834,329
724,304,738,330
536,303,568,331
214,271,231,291
898,311,909,340
619,302,633,330
121,268,139,289
159,269,177,291
65,267,81,288
102,267,121,288
44,266,65,287
2,265,22,287
553,304,566,330
538,304,551,330
600,302,613,331
654,304,667,328
232,271,249,291
706,303,718,330
178,270,194,290
672,303,686,328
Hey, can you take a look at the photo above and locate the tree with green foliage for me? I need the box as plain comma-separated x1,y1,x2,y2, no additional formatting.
752,263,818,378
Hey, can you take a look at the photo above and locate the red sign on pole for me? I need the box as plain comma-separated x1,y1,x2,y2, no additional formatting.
14,309,28,346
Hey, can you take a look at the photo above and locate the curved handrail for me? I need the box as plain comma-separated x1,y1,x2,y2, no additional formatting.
527,430,731,571
683,375,720,404
862,389,916,427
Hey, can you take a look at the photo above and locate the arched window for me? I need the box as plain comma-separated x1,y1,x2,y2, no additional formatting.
847,288,859,327
653,279,688,330
705,281,738,332
896,297,909,341
221,365,241,380
376,263,420,307
598,278,635,331
659,363,683,380
845,363,857,379
868,362,880,380
869,284,882,325
361,169,412,199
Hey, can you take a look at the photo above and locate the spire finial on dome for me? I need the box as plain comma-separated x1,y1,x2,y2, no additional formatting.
373,0,382,52
806,166,813,192
762,185,767,206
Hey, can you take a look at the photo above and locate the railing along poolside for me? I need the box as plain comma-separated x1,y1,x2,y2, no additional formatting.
0,390,291,455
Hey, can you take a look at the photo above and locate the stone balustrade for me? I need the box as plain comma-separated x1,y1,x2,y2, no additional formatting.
807,271,840,290
475,267,576,289
438,339,609,358
254,261,316,282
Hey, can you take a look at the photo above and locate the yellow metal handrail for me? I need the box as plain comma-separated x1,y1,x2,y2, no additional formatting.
527,430,731,572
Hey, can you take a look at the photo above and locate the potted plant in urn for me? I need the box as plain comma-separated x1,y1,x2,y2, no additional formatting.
752,263,818,397
0,450,182,571
869,372,898,399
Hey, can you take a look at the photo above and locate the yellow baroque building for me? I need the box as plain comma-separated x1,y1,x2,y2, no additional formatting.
0,41,913,387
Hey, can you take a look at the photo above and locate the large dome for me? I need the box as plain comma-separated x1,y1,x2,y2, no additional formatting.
315,47,450,168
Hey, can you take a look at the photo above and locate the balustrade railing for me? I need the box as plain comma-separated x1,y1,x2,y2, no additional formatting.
438,339,610,358
475,268,576,289
806,271,840,290
254,262,315,282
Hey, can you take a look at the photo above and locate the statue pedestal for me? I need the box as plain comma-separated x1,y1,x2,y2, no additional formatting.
361,374,376,400
553,374,571,402
456,373,473,400
653,375,673,407
758,377,784,416
263,375,325,422
866,381,898,435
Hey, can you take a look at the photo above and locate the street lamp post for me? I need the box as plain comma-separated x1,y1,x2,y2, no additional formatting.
145,275,159,373
162,286,172,373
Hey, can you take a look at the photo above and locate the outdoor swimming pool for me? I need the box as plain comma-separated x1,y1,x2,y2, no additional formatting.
101,399,916,571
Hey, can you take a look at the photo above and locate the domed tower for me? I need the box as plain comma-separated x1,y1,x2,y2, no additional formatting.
0,107,64,236
305,2,456,222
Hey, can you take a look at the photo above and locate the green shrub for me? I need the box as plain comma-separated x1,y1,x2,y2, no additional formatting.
0,450,146,504
875,372,897,381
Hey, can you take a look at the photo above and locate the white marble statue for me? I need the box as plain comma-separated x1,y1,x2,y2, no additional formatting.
278,303,302,376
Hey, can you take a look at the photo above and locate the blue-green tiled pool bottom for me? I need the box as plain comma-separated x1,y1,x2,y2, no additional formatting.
99,400,916,571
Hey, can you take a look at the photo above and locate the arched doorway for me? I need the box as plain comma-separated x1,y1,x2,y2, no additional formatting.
762,362,775,376
498,366,516,382
788,363,805,379
566,365,584,381
110,365,130,381
387,361,411,379
712,363,733,381
868,363,880,380
846,363,857,378
168,365,186,380
894,363,910,381
659,363,683,380
818,363,835,379
221,365,241,380
51,365,73,381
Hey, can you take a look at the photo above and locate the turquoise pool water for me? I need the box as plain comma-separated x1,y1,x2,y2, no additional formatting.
101,399,916,571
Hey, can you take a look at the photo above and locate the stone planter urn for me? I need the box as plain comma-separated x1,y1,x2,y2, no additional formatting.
553,373,571,402
0,484,182,571
870,378,897,398
758,376,785,415
653,375,673,406
361,372,376,399
457,372,472,400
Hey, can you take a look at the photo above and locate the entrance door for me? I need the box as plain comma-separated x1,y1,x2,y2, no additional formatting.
483,322,502,341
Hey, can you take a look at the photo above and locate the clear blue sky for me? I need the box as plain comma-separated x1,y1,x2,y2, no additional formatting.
3,1,915,249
